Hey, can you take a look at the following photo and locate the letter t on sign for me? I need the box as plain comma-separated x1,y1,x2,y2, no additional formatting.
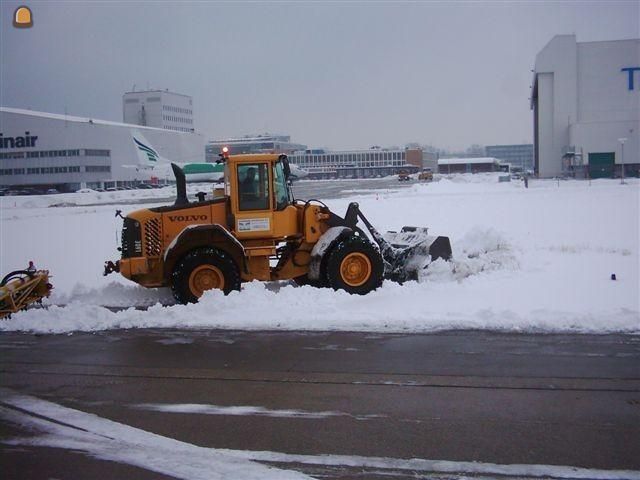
621,67,640,90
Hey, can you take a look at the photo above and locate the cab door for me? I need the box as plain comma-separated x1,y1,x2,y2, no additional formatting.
233,162,274,239
271,160,299,238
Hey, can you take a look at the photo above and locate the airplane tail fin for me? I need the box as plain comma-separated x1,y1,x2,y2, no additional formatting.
132,131,163,168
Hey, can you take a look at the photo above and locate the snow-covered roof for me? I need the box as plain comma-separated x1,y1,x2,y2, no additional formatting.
438,157,500,165
0,106,191,134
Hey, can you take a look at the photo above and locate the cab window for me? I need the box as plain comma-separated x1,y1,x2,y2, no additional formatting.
237,163,269,211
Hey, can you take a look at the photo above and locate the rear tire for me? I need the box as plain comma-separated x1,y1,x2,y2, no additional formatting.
171,247,240,304
325,235,383,295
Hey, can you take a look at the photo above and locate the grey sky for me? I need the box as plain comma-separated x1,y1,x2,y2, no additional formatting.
1,1,638,151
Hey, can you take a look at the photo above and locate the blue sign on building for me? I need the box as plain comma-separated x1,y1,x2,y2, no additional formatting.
621,67,640,90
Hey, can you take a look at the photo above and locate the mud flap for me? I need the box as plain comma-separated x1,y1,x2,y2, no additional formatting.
307,227,352,281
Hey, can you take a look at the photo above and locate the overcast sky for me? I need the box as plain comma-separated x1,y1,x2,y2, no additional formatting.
1,1,638,151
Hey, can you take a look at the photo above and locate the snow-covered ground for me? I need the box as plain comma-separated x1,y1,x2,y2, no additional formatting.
1,174,638,334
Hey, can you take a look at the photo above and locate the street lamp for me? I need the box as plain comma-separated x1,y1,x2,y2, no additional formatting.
618,137,627,184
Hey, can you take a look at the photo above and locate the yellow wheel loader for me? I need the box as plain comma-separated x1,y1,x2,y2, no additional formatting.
104,153,451,303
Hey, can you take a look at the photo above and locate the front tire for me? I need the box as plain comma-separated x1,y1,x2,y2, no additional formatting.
171,247,240,304
325,235,383,295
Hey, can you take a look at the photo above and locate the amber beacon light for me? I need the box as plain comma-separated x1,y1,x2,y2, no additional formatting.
13,6,33,28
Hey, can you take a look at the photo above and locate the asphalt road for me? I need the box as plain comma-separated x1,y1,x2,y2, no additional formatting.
1,329,639,479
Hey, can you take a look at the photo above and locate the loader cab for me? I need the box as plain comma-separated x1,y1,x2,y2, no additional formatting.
224,154,298,239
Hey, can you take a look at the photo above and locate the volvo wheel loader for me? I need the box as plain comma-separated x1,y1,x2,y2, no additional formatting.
104,152,451,303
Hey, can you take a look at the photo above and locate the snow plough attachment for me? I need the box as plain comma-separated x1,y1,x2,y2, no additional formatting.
381,227,452,282
334,202,452,283
0,262,53,319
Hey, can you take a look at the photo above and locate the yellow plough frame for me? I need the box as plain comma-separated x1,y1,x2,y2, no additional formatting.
0,263,53,319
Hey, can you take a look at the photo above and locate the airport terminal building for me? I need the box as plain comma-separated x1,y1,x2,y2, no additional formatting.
288,148,421,179
206,134,307,162
0,107,205,192
531,35,639,178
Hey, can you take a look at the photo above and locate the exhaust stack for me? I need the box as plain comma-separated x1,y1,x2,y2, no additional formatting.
171,163,188,206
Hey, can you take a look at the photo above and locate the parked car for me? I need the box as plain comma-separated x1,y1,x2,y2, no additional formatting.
46,188,60,194
136,184,153,189
75,188,96,193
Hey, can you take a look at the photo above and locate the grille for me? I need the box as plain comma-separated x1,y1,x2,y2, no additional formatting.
144,218,162,257
121,217,142,258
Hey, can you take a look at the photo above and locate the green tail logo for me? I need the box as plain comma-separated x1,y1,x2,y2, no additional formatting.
134,137,159,163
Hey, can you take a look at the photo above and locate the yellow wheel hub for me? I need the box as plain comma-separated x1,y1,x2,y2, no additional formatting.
188,265,225,298
340,252,372,287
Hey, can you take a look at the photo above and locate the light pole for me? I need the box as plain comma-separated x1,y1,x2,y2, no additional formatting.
618,137,627,184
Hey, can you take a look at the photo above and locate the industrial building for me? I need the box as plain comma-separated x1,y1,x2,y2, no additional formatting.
485,144,533,172
531,35,639,178
206,134,307,162
0,107,205,192
288,148,421,179
437,157,503,174
123,89,194,133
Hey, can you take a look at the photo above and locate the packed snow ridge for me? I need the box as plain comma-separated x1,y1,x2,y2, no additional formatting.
1,175,638,334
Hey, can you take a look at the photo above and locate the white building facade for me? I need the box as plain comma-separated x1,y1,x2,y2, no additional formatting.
123,90,194,133
531,35,639,178
288,148,420,179
0,107,205,191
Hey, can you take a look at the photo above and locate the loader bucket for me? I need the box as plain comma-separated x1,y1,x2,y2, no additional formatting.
381,227,452,282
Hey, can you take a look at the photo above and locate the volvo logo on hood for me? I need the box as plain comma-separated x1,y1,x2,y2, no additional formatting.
168,215,208,222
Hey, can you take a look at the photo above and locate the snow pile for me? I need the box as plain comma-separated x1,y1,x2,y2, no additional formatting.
2,280,638,334
1,177,638,334
54,282,174,308
421,227,519,282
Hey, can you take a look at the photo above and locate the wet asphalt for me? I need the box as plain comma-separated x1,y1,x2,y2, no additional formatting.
1,329,639,479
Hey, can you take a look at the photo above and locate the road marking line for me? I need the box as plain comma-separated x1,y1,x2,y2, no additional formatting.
132,402,383,420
